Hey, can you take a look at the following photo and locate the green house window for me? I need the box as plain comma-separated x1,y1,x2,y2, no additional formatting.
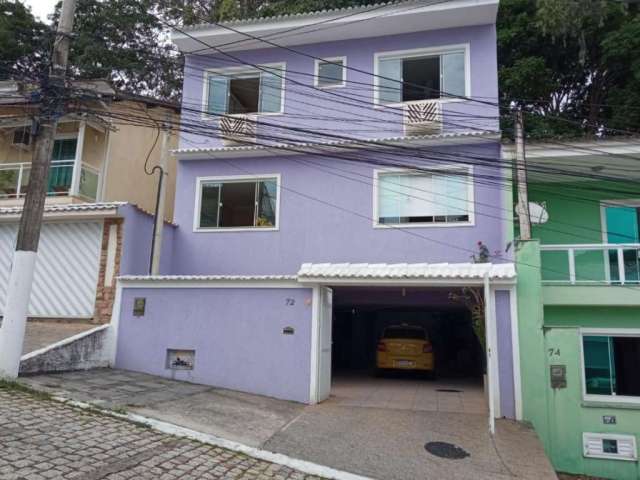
583,334,640,397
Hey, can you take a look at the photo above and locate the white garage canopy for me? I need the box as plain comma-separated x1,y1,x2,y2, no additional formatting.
0,221,103,318
296,262,516,285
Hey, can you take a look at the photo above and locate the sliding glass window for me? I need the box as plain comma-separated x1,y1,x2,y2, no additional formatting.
198,177,278,230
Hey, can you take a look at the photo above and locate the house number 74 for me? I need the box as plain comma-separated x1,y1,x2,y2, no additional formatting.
548,348,560,357
285,298,296,306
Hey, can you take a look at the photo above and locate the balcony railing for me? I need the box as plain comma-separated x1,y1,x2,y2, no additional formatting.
540,244,640,285
0,161,99,201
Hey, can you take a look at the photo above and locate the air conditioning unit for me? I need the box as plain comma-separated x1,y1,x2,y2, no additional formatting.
219,115,256,146
404,100,442,136
583,433,637,461
11,129,31,149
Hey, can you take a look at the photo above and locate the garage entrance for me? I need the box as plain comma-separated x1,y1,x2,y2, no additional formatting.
330,286,487,414
303,262,519,430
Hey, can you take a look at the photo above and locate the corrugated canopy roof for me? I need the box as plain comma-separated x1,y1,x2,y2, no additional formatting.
297,262,516,283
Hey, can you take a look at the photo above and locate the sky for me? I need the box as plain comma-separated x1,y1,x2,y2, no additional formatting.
23,0,59,22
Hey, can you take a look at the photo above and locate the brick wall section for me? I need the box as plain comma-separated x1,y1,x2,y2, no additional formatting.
93,218,123,324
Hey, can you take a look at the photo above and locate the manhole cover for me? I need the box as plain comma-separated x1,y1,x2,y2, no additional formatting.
436,389,461,393
424,441,470,459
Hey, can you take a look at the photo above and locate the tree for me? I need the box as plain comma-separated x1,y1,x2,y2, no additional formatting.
55,0,183,100
498,0,640,138
0,1,50,81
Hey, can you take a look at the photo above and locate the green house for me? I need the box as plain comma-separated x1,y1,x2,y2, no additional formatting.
507,138,640,479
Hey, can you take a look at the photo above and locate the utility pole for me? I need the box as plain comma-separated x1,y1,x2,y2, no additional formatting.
150,115,171,275
0,0,78,378
514,108,532,241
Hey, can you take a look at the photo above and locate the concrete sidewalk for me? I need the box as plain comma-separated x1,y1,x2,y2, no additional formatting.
20,369,557,480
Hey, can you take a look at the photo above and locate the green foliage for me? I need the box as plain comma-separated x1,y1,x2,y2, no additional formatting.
58,0,183,100
448,287,485,356
499,0,640,138
1,0,640,129
0,1,49,80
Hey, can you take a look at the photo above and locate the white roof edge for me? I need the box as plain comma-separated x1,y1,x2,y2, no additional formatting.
502,137,640,159
296,262,516,280
0,201,126,217
174,131,500,160
174,1,402,33
117,262,516,285
172,0,499,53
175,0,498,33
118,275,298,282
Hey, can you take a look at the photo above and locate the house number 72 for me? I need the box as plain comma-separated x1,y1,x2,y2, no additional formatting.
285,298,295,306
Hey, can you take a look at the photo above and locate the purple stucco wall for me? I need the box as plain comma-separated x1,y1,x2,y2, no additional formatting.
170,141,506,275
180,25,499,150
495,289,515,419
118,204,175,276
115,287,313,403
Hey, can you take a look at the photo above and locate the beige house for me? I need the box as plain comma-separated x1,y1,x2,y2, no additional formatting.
0,80,178,220
0,81,179,341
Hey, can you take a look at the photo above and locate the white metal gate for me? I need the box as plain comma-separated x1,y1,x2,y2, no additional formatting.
0,220,103,318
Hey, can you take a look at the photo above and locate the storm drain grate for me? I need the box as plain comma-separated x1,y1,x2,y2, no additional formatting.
424,441,470,459
436,389,462,393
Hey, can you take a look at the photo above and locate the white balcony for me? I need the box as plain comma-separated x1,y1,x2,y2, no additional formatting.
540,244,640,285
0,161,100,202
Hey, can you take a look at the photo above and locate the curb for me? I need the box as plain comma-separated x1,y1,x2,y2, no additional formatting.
53,395,374,480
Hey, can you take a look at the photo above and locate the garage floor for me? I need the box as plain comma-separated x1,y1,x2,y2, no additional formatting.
331,372,486,414
20,369,556,480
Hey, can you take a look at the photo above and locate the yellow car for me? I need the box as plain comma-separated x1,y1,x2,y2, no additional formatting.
376,324,435,374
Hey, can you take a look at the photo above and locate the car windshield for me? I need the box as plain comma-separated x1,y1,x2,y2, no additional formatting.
383,327,426,340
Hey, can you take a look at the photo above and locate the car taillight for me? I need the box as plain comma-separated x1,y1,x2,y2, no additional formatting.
377,342,387,352
423,343,433,353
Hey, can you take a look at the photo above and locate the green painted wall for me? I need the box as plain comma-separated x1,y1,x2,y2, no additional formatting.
526,181,640,283
544,320,640,480
516,241,551,445
527,180,640,245
517,240,640,479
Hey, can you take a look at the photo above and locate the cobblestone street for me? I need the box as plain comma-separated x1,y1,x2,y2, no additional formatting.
0,387,323,480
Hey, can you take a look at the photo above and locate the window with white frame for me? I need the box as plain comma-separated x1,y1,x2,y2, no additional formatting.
197,176,278,230
582,332,640,399
376,168,472,225
376,47,466,104
315,57,346,88
205,64,284,116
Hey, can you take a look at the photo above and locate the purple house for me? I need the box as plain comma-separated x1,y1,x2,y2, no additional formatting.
111,0,519,429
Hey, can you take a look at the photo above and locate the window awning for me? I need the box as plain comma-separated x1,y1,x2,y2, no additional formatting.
297,262,516,285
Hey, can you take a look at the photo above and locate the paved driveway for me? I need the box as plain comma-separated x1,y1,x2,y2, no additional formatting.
21,369,557,480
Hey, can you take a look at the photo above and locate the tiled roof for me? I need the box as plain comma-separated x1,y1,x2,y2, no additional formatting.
179,1,403,32
174,130,500,157
0,202,125,215
297,262,516,280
